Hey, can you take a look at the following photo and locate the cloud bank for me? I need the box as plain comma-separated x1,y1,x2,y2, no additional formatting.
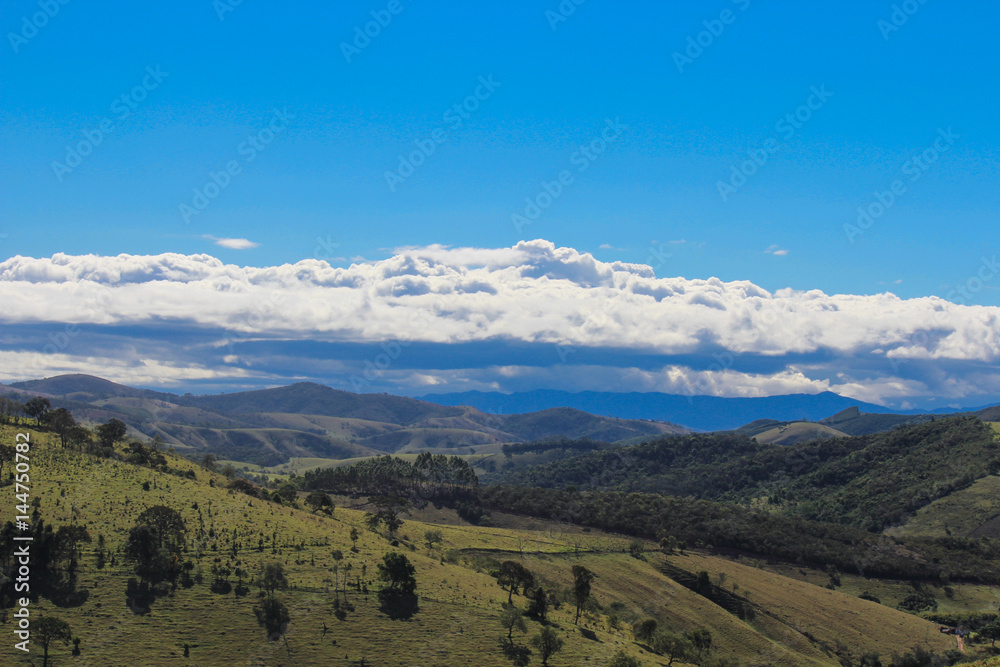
0,240,997,407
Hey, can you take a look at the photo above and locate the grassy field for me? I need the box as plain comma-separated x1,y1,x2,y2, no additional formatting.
752,422,848,446
2,424,996,666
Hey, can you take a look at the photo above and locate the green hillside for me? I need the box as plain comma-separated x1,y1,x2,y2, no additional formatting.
490,416,1000,532
1,424,987,666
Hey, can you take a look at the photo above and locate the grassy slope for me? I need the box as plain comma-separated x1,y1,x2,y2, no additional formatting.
1,425,980,666
753,422,848,446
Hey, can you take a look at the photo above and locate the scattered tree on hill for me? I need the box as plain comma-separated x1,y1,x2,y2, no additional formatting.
0,444,14,480
96,418,127,447
497,561,535,604
530,627,563,666
980,618,1000,647
632,618,658,643
365,495,411,538
24,396,51,424
276,482,298,503
36,616,72,667
499,605,527,645
527,586,549,621
686,628,712,662
376,552,417,596
0,397,25,424
258,561,289,598
607,651,642,667
200,453,217,471
254,596,291,641
125,506,185,583
572,565,595,624
228,478,259,497
424,529,443,550
305,491,335,515
43,408,76,446
651,630,692,666
64,426,92,452
349,527,360,551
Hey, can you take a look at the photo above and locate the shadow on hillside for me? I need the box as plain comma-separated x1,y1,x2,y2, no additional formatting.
377,591,419,620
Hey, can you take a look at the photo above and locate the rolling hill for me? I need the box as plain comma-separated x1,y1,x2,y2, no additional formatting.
3,375,685,466
2,422,988,666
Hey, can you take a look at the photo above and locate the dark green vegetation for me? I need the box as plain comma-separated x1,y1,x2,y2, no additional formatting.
490,416,1000,533
3,374,684,466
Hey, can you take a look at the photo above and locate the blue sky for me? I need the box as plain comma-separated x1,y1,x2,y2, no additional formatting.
1,1,998,407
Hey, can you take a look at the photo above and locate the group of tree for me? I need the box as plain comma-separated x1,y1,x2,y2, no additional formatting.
301,454,478,505
491,417,1000,534
0,515,91,607
253,561,291,643
480,485,1000,585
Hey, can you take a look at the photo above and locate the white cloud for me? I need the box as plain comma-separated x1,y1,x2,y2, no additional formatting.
764,244,789,256
1,239,998,404
203,235,260,250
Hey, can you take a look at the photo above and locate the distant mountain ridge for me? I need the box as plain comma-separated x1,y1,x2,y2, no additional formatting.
3,375,686,465
418,389,965,431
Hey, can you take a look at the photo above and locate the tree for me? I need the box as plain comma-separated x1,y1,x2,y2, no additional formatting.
350,527,360,551
304,491,335,515
527,586,548,621
96,418,127,447
633,618,658,643
497,560,534,604
44,408,76,446
572,565,595,624
365,495,411,537
0,444,14,480
376,551,416,596
499,605,527,644
135,506,186,551
253,596,290,641
530,627,563,666
24,396,51,424
36,616,72,667
651,630,692,666
277,482,298,503
686,628,712,662
258,561,289,598
200,453,217,471
607,651,642,667
424,529,443,550
981,619,1000,647
64,426,92,452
